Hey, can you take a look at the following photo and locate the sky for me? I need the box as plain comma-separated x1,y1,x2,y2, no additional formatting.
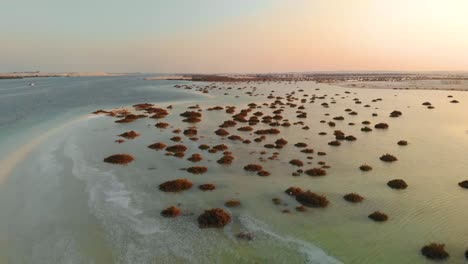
1,0,468,73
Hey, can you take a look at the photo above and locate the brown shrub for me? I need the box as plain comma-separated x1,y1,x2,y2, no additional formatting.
389,110,402,117
103,154,134,165
421,243,449,260
183,128,198,137
294,142,307,148
343,193,364,203
374,123,389,129
183,117,201,123
387,179,408,189
289,159,304,167
174,152,185,158
254,128,280,135
165,144,188,153
328,140,341,146
217,155,235,165
199,184,215,191
359,164,373,171
296,191,329,208
301,148,314,154
397,140,408,146
305,168,327,177
458,180,468,189
199,144,210,150
380,154,398,162
215,128,230,136
161,206,180,217
275,138,288,146
155,122,169,128
213,144,228,151
257,170,271,177
197,208,231,228
136,105,157,112
92,109,110,115
228,135,243,141
170,136,182,142
188,154,202,162
180,111,202,118
244,164,263,172
118,131,139,139
186,166,208,174
285,187,303,196
220,120,237,128
148,142,167,150
159,179,193,192
238,126,253,132
368,211,388,222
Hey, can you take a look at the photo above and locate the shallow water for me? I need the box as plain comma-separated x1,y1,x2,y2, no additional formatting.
0,77,467,263
0,76,203,160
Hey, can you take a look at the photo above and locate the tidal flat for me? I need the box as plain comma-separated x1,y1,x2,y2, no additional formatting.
0,76,467,263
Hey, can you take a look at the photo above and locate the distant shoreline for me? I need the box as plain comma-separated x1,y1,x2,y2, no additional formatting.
143,73,468,91
0,72,122,80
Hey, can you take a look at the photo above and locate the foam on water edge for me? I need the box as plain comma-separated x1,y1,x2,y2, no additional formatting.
62,133,342,263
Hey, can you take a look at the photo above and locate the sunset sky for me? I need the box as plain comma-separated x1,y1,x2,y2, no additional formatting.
2,0,468,73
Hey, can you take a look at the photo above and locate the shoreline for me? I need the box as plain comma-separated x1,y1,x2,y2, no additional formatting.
0,72,122,80
0,95,210,184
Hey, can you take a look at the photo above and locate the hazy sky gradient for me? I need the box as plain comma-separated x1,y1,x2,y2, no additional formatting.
2,0,468,73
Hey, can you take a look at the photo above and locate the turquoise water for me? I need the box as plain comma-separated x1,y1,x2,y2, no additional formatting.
0,76,202,160
1,77,467,263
